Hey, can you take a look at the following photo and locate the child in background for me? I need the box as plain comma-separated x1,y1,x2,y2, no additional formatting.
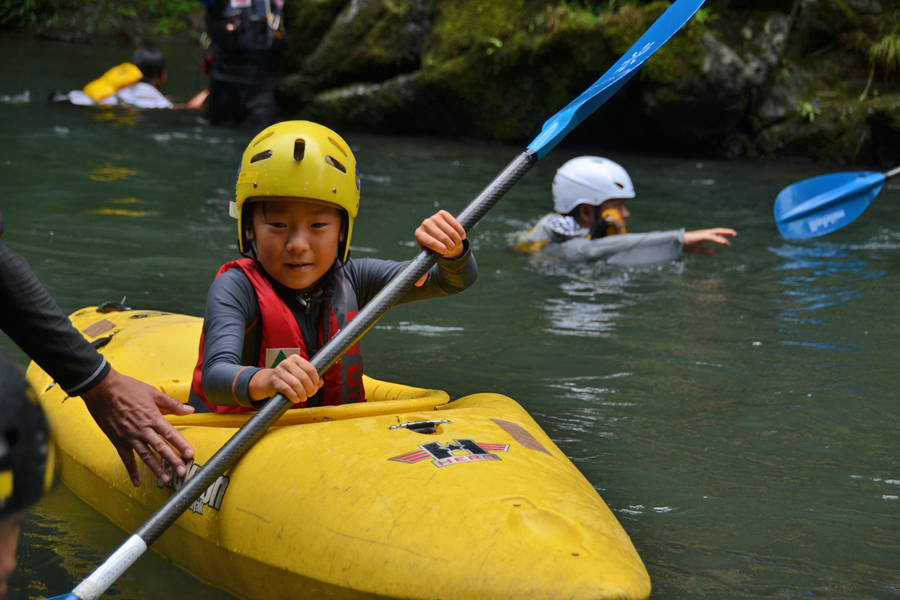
514,156,736,266
189,121,478,412
56,47,208,110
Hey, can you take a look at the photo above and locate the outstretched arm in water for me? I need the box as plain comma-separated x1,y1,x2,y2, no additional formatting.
683,228,737,257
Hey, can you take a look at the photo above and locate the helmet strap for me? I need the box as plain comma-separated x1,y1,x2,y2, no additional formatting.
240,203,257,259
337,212,350,264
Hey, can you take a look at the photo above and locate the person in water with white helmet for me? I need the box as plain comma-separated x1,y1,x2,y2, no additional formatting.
0,351,54,598
514,156,736,266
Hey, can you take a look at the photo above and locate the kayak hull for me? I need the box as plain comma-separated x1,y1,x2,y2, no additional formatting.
28,307,650,600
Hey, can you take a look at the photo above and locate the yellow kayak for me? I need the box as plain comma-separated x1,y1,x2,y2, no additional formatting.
27,306,651,600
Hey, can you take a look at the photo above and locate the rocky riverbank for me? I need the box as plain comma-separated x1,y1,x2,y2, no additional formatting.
282,0,900,164
5,0,900,164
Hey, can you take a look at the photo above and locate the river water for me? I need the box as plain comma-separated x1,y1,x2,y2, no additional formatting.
1,35,898,600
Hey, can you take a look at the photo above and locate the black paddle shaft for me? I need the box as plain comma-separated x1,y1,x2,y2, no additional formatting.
134,149,537,545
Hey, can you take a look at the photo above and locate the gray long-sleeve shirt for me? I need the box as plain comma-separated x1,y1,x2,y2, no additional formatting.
200,245,477,407
515,213,684,267
547,230,684,266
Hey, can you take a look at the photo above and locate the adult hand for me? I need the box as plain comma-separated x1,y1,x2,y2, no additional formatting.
414,210,466,286
683,228,737,257
81,367,195,487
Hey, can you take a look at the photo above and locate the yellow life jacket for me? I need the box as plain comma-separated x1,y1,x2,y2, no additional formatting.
82,63,143,103
600,208,627,236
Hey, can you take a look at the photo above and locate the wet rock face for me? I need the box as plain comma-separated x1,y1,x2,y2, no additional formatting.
278,0,900,163
641,12,793,154
299,0,429,90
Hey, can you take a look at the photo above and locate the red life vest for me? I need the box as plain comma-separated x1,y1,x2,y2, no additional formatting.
191,259,365,412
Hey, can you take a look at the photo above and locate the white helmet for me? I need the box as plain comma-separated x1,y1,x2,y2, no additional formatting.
552,156,635,214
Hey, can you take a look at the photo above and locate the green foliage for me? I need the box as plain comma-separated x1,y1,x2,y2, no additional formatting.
557,0,657,13
869,31,900,78
0,0,52,25
797,101,822,122
692,7,718,26
0,0,198,36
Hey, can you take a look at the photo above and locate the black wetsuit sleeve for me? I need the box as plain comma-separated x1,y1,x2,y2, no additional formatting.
348,240,478,307
0,236,110,396
200,269,262,407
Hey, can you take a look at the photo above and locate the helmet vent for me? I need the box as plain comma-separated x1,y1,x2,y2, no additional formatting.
325,155,346,173
294,139,305,161
251,131,274,148
5,428,19,448
614,182,624,189
328,137,349,158
250,150,272,163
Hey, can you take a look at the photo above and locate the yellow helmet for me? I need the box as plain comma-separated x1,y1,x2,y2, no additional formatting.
231,121,361,261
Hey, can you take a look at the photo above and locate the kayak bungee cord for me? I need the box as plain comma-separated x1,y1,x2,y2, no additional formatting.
50,1,706,598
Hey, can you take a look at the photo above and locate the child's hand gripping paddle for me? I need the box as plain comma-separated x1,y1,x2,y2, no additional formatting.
774,165,900,239
48,1,706,598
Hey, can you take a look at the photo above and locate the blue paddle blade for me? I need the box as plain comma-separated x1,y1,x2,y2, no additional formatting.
44,595,78,600
527,0,706,159
774,171,885,239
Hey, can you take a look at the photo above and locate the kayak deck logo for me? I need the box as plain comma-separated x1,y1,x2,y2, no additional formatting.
157,459,230,515
390,439,510,468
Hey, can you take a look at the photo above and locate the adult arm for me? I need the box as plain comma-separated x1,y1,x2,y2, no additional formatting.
0,235,194,487
557,230,685,267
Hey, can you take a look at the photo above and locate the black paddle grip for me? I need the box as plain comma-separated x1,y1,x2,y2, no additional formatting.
134,149,538,546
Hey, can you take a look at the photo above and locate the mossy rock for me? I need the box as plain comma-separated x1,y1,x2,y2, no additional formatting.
298,0,429,90
754,95,900,164
282,0,352,72
300,73,419,132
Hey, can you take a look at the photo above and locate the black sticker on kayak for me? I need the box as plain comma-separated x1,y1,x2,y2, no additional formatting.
390,439,509,468
157,459,230,515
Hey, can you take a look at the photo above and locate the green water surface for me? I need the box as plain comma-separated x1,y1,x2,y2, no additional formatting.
1,35,898,600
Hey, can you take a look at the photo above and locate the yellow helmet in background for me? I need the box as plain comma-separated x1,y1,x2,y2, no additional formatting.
231,120,361,261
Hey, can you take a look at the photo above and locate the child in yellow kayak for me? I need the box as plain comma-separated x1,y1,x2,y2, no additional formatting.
189,121,477,412
514,156,736,266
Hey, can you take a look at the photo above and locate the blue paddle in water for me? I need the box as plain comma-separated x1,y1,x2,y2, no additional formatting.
46,1,705,598
774,165,900,239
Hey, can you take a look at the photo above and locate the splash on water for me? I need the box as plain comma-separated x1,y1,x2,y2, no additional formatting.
0,91,30,104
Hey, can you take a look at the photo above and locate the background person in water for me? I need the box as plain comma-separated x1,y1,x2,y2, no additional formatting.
514,156,736,267
55,47,208,110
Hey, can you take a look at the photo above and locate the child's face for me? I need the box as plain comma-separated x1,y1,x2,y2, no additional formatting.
246,199,344,293
152,69,168,90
